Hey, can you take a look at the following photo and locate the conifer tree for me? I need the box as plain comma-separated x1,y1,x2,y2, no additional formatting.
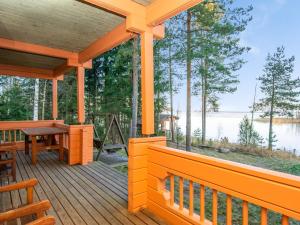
256,46,300,150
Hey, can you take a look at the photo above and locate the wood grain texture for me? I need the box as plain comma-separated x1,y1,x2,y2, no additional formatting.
0,151,166,225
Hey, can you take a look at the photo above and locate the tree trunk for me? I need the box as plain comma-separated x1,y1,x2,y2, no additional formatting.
201,59,208,144
169,44,175,142
268,76,275,150
33,79,39,121
41,80,47,120
155,45,161,134
130,37,139,138
249,84,257,143
186,10,192,151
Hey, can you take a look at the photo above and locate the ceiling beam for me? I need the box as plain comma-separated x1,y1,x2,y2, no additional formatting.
78,22,165,63
54,60,92,77
79,22,134,64
0,64,63,80
0,38,78,60
80,0,145,17
146,0,203,26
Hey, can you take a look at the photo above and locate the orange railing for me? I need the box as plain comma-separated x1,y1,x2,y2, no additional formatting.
0,120,64,145
0,120,93,165
128,137,300,225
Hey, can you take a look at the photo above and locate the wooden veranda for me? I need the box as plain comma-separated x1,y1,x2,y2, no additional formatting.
1,151,165,225
1,0,300,225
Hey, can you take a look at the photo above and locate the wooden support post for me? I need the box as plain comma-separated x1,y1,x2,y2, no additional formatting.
77,66,85,124
140,31,154,135
52,79,58,120
128,137,166,213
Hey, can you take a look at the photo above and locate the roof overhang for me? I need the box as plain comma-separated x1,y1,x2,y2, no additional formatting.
0,0,203,80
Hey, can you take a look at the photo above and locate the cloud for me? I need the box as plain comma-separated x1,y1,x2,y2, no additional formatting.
239,38,261,56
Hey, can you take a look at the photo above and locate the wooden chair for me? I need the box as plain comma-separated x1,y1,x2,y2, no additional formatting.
0,179,53,225
26,216,55,225
0,143,17,181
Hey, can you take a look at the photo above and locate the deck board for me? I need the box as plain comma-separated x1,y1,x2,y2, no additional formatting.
0,151,166,225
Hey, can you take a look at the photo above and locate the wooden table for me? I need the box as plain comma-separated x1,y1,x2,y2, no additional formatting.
21,127,67,165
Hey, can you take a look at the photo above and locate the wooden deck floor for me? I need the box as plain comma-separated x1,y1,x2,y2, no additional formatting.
0,151,166,225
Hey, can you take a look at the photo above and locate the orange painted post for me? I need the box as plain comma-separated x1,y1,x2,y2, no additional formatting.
189,180,194,216
77,66,85,124
52,79,58,120
179,177,184,210
140,31,154,135
226,195,232,225
242,201,249,225
261,208,268,225
212,189,218,225
128,137,167,213
200,185,205,223
170,175,174,206
281,215,289,225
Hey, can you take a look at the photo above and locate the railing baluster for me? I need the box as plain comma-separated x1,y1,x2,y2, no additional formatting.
260,208,268,225
200,185,205,223
3,130,6,142
8,130,11,142
226,195,232,225
281,215,289,225
19,130,22,141
212,189,218,225
179,177,184,210
189,180,194,216
14,130,17,142
242,201,248,225
170,175,174,206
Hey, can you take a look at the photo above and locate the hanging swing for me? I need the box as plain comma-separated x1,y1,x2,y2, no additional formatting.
94,114,128,161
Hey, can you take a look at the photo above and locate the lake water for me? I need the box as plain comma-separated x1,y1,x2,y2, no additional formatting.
176,112,300,153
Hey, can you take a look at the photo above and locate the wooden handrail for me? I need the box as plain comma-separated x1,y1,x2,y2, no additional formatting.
0,120,64,130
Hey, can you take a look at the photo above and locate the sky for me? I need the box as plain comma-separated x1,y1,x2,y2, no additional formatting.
173,0,300,112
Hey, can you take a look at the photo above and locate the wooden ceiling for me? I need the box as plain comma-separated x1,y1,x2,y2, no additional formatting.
0,0,124,52
0,49,66,70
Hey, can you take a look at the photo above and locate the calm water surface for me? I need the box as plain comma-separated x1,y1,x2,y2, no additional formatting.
176,112,300,153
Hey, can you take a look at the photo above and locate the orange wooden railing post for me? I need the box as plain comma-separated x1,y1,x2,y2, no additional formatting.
128,137,166,213
140,31,154,135
52,79,58,120
77,66,85,124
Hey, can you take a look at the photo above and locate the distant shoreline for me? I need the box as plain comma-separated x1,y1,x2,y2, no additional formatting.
255,118,300,124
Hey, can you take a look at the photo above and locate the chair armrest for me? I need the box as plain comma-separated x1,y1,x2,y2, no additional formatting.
25,216,56,225
0,200,51,223
0,179,37,193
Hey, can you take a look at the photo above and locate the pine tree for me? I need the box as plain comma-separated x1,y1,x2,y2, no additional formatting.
192,0,252,143
256,46,300,150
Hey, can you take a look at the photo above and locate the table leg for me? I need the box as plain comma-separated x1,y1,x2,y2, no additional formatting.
25,135,29,155
12,150,16,181
31,136,37,165
59,134,64,161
